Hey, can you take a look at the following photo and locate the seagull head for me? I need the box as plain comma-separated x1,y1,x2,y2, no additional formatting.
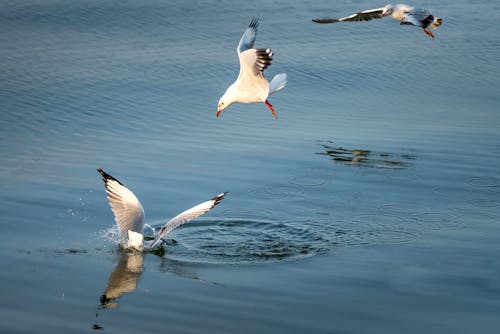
216,91,234,117
380,4,393,17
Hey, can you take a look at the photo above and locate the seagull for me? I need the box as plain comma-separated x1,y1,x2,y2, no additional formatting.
313,4,443,38
97,168,226,251
217,18,287,119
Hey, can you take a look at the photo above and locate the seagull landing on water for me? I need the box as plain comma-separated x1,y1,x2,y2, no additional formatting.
217,18,287,119
97,168,226,251
313,4,443,39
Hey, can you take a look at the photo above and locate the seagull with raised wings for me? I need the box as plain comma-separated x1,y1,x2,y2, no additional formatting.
217,18,287,119
97,168,226,251
313,4,442,38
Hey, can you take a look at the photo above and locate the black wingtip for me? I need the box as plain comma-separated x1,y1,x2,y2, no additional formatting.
312,18,339,24
249,17,259,31
97,168,123,185
211,192,228,206
255,48,273,73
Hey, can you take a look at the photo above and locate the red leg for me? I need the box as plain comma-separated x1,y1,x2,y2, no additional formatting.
264,100,278,119
423,28,435,39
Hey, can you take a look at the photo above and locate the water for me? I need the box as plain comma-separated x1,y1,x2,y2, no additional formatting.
1,0,500,333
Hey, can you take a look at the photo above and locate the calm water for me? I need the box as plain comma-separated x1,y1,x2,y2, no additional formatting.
1,0,500,333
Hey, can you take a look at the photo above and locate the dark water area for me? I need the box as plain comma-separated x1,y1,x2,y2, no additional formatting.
1,1,500,333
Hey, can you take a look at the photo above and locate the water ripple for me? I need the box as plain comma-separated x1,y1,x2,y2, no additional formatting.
410,212,464,231
331,228,418,246
466,177,500,188
247,184,305,200
157,213,425,264
162,218,331,264
288,174,328,187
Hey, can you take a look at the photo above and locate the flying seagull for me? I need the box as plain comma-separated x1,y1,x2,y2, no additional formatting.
217,18,287,119
97,168,226,251
313,4,442,38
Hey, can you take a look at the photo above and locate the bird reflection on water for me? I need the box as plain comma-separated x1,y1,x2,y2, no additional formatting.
99,244,220,309
100,251,144,309
317,142,416,169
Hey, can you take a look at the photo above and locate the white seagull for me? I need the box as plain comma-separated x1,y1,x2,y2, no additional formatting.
217,18,287,119
97,168,226,251
313,4,443,39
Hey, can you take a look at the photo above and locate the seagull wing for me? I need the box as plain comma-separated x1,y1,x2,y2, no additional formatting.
401,13,422,27
97,169,145,238
236,18,272,79
401,9,433,28
237,18,259,54
149,193,227,249
238,48,273,78
313,7,385,24
412,8,433,21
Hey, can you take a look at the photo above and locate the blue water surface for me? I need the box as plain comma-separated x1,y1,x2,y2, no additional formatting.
1,1,500,333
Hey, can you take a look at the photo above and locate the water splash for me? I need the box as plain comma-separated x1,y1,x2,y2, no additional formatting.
97,227,121,244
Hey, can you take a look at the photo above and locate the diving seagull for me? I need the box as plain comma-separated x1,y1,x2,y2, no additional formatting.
97,168,226,251
313,4,443,39
217,18,287,119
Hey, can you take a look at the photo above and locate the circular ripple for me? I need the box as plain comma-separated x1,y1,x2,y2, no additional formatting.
377,203,419,216
161,219,331,264
217,208,274,220
410,212,464,230
469,197,500,208
448,209,499,224
288,173,329,187
247,185,305,199
331,228,418,246
350,213,410,230
337,214,419,245
466,177,500,188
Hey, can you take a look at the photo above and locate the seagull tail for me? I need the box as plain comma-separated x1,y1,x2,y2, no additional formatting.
269,73,287,95
431,17,443,29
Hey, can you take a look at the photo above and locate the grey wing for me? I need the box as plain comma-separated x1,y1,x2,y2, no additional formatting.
98,169,145,238
149,193,227,249
412,8,432,21
313,8,384,24
401,13,422,27
237,18,259,54
403,9,434,28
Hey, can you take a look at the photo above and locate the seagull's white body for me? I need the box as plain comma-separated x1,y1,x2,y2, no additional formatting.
97,168,226,251
387,4,409,21
217,18,287,119
313,4,442,38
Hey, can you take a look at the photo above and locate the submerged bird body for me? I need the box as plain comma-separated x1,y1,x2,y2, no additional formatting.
313,4,442,38
217,18,287,119
97,168,226,251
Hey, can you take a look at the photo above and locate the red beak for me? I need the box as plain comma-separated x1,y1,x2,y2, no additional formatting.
216,109,222,118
